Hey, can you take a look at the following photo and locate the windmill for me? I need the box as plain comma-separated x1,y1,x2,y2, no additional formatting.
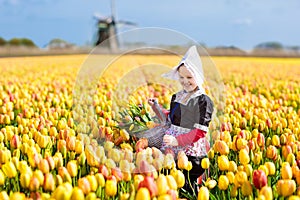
93,0,136,51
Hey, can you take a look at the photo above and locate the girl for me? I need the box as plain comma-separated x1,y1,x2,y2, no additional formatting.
148,46,214,195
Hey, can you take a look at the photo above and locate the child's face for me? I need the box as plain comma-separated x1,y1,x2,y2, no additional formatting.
178,65,198,92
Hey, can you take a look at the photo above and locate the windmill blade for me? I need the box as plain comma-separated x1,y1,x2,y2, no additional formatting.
116,20,137,26
111,0,116,20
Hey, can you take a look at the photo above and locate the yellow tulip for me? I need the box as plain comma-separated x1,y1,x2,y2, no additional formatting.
218,155,229,171
120,129,130,141
9,192,25,200
157,174,169,195
271,135,280,147
239,149,250,165
66,136,76,151
38,158,50,174
78,177,91,195
67,160,78,177
253,152,262,165
218,175,229,190
277,179,296,197
95,173,105,187
134,174,144,190
75,140,83,154
266,145,277,161
286,153,296,166
198,186,209,200
44,173,55,192
136,187,151,200
214,140,229,155
118,191,129,200
259,186,273,200
280,134,287,145
236,138,247,150
52,183,73,200
157,194,172,200
166,175,177,190
264,162,276,176
105,179,117,197
281,162,292,180
201,158,210,170
258,165,269,177
205,179,217,189
235,171,247,185
85,192,97,200
87,175,98,192
226,172,235,184
122,172,132,182
29,176,40,191
71,187,85,200
288,196,300,200
186,161,193,171
244,164,253,177
228,161,237,172
177,151,189,170
241,180,252,196
1,161,17,178
207,149,214,159
20,173,31,189
0,191,9,200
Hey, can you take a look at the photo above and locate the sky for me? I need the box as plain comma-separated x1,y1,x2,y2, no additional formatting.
1,0,300,50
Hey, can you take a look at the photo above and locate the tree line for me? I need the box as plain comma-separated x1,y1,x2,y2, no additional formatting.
0,37,36,47
1,37,299,52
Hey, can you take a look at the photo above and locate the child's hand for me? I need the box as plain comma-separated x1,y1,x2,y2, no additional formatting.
148,98,158,106
163,135,178,146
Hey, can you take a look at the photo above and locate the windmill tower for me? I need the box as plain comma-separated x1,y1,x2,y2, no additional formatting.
94,0,136,52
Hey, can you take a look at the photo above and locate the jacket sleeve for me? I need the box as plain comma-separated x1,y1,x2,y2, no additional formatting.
195,94,214,131
176,128,206,146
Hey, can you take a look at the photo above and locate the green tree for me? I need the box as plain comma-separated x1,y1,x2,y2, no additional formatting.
7,37,36,47
0,37,6,46
8,38,21,46
254,42,283,50
47,38,74,48
20,38,36,47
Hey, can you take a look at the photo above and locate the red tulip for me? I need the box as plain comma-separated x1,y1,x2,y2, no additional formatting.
248,139,255,151
138,160,153,175
257,133,265,148
111,167,123,182
135,138,148,152
253,170,267,189
10,135,21,149
138,176,158,197
98,164,109,179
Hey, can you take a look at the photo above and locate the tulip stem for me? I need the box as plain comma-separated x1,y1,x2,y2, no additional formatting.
41,148,45,158
187,170,196,197
72,177,76,187
78,166,82,179
205,169,209,183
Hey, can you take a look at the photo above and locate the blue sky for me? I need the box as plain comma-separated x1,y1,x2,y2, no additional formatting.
1,0,300,50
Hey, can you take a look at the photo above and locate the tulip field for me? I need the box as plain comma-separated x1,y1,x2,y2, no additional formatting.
0,54,300,200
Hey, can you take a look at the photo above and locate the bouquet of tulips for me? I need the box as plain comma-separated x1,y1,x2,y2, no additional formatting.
117,102,160,135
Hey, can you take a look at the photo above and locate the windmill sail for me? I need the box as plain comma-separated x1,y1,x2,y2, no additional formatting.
94,0,136,51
